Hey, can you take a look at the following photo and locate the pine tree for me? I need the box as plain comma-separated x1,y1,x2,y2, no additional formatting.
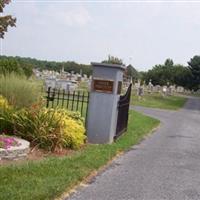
188,56,200,91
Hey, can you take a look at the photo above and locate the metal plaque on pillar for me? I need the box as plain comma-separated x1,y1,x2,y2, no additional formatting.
93,79,114,93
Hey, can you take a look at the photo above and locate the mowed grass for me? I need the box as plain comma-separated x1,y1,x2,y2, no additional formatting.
131,92,187,110
0,110,159,200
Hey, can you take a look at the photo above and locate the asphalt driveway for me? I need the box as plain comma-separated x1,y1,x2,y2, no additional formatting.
67,96,200,200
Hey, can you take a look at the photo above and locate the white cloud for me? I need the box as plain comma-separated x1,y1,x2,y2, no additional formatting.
3,2,200,70
41,5,92,27
60,7,92,27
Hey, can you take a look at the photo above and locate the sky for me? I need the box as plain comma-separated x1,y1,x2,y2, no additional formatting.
1,0,200,71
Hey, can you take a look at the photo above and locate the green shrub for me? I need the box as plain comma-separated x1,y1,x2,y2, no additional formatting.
0,58,24,76
12,107,86,151
0,73,42,109
0,57,33,77
0,94,86,151
66,110,85,124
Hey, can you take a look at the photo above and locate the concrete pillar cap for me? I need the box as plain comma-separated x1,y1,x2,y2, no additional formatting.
91,62,126,71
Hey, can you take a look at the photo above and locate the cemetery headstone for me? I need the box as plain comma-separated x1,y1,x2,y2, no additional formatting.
148,80,153,93
162,86,167,96
176,86,184,93
154,85,161,93
137,86,144,100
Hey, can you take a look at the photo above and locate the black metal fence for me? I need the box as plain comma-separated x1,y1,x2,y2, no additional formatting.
115,84,132,139
46,87,89,119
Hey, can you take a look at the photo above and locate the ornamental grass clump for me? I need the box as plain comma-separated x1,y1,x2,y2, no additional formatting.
12,107,86,151
0,73,42,109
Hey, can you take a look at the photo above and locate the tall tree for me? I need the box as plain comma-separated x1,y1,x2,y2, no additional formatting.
173,64,191,89
143,59,175,86
142,58,192,88
126,64,139,81
164,58,174,67
0,0,16,38
188,56,200,91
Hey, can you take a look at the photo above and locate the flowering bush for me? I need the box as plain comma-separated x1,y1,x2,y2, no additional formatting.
0,96,86,151
0,135,19,149
12,107,86,151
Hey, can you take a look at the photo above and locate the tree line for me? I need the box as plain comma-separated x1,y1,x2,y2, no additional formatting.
141,56,200,91
0,55,92,77
0,55,199,91
101,55,200,91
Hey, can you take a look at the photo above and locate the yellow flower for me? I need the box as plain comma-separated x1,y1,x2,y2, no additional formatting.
0,95,10,109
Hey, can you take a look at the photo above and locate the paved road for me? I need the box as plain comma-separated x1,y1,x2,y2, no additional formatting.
67,96,200,200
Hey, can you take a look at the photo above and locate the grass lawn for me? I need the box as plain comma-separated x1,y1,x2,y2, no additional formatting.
131,92,187,110
0,110,159,200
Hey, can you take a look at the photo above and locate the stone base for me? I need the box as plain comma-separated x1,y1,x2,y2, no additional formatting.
0,138,30,160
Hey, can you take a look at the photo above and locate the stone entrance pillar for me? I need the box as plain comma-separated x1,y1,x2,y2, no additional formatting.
87,62,125,144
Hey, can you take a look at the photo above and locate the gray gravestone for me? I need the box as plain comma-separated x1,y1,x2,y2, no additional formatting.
87,62,125,144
